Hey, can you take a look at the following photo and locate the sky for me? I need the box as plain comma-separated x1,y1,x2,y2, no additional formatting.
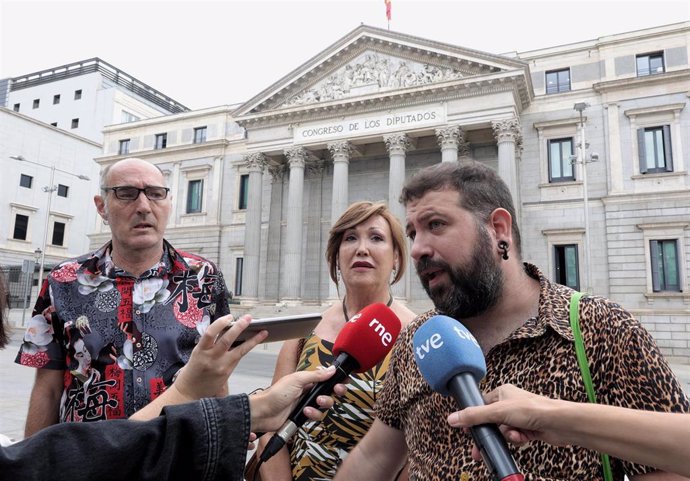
2,0,689,110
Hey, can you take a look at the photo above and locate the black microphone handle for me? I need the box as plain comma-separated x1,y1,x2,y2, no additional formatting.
290,352,359,426
260,352,359,462
448,374,521,481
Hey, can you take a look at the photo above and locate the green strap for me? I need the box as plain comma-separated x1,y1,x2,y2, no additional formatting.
570,292,614,481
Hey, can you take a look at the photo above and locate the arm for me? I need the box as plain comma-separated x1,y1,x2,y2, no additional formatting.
2,362,343,481
131,314,267,420
24,368,63,437
334,419,407,481
448,384,690,478
257,338,303,481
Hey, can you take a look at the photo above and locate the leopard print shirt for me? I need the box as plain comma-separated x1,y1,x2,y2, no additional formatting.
376,263,689,481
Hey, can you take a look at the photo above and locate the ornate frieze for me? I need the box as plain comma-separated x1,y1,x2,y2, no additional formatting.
283,53,464,108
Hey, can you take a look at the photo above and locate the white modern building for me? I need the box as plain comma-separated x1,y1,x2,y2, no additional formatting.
2,59,189,322
98,22,689,362
4,58,189,143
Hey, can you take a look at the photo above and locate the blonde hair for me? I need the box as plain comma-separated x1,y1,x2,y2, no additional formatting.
326,201,407,285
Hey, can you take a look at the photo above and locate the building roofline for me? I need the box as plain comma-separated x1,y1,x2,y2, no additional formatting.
0,107,102,147
9,57,190,114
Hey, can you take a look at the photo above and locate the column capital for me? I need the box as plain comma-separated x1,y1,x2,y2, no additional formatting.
384,133,410,155
284,145,308,168
244,152,268,173
435,125,461,148
491,118,522,144
267,162,287,182
306,158,327,178
327,140,353,161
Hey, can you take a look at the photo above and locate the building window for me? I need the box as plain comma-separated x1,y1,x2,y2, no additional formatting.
52,221,66,247
121,110,140,123
13,103,20,112
13,214,29,240
193,126,207,144
74,89,82,100
50,122,58,127
32,99,40,109
548,138,574,182
545,68,571,94
119,139,130,155
554,244,579,290
637,52,664,77
234,257,244,296
53,94,61,104
71,118,79,129
650,239,680,292
57,184,69,197
186,179,203,213
638,126,673,173
154,133,167,149
20,174,33,189
238,174,249,210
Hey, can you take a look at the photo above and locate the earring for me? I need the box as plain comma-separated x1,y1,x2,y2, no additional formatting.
498,241,509,260
391,267,397,285
336,268,341,284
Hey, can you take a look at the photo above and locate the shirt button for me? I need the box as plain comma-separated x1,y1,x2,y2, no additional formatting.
135,309,141,315
132,337,136,343
136,377,143,383
136,343,142,348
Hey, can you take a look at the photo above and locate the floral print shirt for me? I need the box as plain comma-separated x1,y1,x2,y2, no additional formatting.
15,240,232,422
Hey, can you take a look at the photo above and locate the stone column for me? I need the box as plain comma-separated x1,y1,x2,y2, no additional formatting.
242,152,267,304
328,140,352,222
282,146,307,302
384,133,410,299
435,125,460,163
492,118,522,217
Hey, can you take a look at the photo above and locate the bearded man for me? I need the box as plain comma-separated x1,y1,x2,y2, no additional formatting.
335,161,689,481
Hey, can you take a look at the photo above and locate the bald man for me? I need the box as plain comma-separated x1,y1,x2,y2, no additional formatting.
17,158,233,436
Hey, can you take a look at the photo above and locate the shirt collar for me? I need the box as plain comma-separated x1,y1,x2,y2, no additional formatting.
510,263,575,342
88,239,188,278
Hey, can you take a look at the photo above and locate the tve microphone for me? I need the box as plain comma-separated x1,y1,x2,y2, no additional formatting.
260,303,402,462
413,315,524,481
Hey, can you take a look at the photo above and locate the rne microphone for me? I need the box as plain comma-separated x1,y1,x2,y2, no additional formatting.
413,315,525,481
260,303,402,462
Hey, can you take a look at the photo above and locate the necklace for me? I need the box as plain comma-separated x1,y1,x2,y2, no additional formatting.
342,294,393,322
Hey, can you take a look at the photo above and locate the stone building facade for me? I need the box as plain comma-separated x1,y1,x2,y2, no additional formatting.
97,23,690,362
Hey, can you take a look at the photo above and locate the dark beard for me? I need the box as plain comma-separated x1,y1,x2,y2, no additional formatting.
416,226,503,319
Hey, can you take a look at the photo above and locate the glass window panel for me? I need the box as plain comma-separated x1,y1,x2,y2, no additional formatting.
561,142,573,177
662,241,679,288
550,142,562,178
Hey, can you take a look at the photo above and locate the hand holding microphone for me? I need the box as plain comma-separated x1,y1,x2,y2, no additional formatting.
413,315,524,481
259,303,402,463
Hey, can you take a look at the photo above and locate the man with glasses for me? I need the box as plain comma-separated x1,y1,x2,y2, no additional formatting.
16,158,233,436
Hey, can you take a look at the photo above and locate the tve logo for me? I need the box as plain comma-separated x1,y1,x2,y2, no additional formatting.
415,323,480,360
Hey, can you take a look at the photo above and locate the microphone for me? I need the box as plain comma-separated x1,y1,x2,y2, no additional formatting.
260,303,402,462
413,315,525,481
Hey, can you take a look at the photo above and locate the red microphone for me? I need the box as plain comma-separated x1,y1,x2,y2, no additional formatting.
260,303,401,462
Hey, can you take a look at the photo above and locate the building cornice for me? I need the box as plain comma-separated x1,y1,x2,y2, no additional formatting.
235,71,530,129
593,69,690,94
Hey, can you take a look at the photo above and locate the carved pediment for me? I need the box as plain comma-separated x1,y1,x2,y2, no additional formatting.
282,52,465,108
233,25,532,122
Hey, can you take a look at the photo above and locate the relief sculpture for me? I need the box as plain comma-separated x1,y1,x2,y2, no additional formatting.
285,53,463,107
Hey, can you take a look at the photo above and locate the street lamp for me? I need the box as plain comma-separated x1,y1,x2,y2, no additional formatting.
571,103,599,293
10,155,90,295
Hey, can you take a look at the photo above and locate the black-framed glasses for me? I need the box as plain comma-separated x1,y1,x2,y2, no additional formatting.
102,186,170,201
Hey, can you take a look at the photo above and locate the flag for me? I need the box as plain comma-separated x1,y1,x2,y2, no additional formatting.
384,0,392,21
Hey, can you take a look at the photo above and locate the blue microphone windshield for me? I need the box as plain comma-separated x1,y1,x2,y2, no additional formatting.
413,315,486,396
